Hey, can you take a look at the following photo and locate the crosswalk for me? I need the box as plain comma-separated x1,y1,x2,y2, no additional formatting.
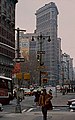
22,107,61,113
22,107,38,113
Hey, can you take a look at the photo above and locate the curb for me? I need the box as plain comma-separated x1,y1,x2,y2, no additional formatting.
53,105,69,107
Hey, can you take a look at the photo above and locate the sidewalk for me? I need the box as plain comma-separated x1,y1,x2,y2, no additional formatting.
52,92,75,106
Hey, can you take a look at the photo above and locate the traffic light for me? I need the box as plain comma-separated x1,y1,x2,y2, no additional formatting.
42,78,48,83
40,62,44,66
37,54,40,61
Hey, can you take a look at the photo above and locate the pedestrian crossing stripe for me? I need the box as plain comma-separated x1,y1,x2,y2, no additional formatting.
22,107,37,113
22,109,27,113
27,108,34,112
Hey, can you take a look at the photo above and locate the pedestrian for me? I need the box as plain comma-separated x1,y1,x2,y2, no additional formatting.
49,89,52,95
34,90,41,105
39,88,53,120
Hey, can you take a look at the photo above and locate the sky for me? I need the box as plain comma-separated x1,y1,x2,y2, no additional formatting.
15,0,75,66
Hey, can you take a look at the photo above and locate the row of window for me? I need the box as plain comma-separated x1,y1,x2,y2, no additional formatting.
0,46,15,58
1,0,15,16
0,67,12,78
0,25,15,47
0,17,15,30
37,10,57,24
0,37,15,48
37,13,50,23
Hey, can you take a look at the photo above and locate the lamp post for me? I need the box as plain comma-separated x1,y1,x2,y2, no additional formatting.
32,34,51,86
61,61,65,95
62,69,65,95
15,28,26,59
14,28,26,113
67,60,71,92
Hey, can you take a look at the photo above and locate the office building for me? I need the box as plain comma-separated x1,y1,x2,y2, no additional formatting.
0,0,18,77
17,32,38,85
35,2,59,86
61,53,74,86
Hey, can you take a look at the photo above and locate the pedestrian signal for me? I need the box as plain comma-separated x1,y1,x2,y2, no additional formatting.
42,78,48,83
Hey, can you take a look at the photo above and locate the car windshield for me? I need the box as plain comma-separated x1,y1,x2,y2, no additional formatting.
72,104,75,106
72,102,75,106
25,89,30,92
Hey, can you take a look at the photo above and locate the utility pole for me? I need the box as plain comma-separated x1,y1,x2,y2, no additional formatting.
39,35,44,86
14,28,26,113
17,28,20,58
32,34,51,86
62,67,65,95
15,28,26,59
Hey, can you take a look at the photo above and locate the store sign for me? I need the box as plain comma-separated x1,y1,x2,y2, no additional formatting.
24,73,30,80
16,73,22,80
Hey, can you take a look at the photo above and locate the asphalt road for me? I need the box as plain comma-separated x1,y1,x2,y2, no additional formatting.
0,94,75,120
2,95,70,113
0,111,75,120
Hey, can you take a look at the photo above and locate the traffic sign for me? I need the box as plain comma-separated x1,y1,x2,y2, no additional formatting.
37,66,48,71
37,51,45,54
41,72,48,75
42,78,48,83
16,73,22,80
24,73,30,80
14,58,25,62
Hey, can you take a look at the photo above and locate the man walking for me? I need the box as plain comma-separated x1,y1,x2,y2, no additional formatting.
39,88,53,120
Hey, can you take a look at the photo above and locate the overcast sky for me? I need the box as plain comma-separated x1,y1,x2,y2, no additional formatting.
15,0,75,66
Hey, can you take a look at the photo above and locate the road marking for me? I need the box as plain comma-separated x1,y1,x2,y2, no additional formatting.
53,109,60,111
22,109,27,113
22,107,37,113
27,108,34,112
22,107,61,113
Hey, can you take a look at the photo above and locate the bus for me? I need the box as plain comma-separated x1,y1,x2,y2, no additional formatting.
0,76,13,105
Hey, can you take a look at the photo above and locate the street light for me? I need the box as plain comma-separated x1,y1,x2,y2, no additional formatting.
14,28,26,113
32,34,51,86
67,60,71,92
61,61,65,95
15,28,26,59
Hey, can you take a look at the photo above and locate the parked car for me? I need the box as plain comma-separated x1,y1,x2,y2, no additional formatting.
24,88,33,96
67,99,75,106
0,103,3,111
69,102,75,111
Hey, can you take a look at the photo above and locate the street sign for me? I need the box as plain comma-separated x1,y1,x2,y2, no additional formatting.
42,78,48,83
24,73,30,80
16,73,22,80
37,51,45,54
37,66,47,69
41,72,48,75
14,58,25,62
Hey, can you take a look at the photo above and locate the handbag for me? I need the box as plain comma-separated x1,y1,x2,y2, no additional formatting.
45,100,53,110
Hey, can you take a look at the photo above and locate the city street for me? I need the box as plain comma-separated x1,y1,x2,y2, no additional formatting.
0,92,75,120
0,0,75,120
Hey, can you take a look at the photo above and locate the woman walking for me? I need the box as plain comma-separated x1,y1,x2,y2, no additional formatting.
39,88,53,120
